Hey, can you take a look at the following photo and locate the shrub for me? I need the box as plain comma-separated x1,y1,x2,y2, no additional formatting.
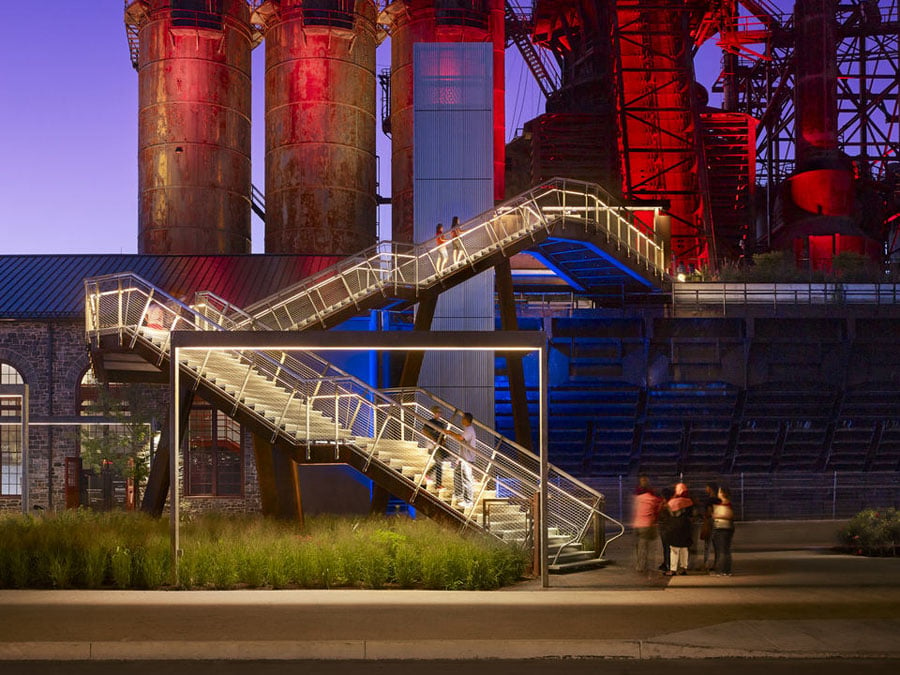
831,251,884,283
840,508,900,556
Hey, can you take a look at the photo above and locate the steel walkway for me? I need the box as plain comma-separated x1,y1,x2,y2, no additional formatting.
214,177,668,332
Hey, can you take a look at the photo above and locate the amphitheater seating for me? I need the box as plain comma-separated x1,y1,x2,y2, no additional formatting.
497,339,899,478
871,420,900,472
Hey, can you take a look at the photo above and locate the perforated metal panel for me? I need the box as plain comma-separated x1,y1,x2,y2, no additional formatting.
413,42,495,427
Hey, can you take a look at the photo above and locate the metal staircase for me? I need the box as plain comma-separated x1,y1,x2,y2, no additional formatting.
85,275,625,571
217,177,667,333
505,1,560,99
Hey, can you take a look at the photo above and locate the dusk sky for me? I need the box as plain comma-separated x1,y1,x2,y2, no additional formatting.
0,1,740,255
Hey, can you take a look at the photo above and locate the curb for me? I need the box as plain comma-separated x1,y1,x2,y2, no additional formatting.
1,640,897,661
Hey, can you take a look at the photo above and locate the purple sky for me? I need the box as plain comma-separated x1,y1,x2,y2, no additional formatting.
0,1,747,255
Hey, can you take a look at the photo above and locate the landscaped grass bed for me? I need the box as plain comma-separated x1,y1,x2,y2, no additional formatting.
0,511,528,590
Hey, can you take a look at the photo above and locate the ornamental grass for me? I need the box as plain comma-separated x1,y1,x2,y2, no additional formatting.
0,510,527,590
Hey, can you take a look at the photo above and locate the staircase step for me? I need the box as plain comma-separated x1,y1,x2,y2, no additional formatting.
548,555,610,574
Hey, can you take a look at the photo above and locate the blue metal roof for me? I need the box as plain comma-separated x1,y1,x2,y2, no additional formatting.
0,254,342,319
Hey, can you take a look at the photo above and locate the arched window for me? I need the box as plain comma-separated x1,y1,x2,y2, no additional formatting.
186,398,243,497
0,363,24,496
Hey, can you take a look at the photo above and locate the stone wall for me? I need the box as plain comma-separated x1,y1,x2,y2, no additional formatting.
0,319,261,515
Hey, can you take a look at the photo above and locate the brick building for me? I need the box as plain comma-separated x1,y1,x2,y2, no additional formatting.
0,254,336,514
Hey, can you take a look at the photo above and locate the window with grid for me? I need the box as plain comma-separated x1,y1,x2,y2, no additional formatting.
0,363,24,496
79,370,131,460
186,399,243,496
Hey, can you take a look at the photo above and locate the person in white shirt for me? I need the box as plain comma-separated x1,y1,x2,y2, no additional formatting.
447,412,476,508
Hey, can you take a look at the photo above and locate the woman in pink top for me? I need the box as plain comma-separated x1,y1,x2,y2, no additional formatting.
632,475,663,573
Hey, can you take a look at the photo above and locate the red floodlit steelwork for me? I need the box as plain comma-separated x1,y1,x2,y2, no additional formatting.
774,0,877,266
523,2,621,199
381,0,505,243
126,0,254,255
614,1,713,273
257,0,379,255
794,0,839,168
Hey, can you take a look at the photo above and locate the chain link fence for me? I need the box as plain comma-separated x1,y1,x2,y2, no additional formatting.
586,471,900,524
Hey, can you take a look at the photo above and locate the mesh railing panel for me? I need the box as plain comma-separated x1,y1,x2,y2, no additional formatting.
235,178,666,332
589,471,900,524
86,275,622,551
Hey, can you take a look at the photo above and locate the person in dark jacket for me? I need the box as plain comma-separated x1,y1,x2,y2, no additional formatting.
657,486,675,572
665,482,694,575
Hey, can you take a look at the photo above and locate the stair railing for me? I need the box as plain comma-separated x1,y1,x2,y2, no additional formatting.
86,275,623,551
192,288,624,555
382,387,626,560
86,275,553,531
232,178,667,333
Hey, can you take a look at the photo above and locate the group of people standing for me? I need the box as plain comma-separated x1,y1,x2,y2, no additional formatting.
434,216,464,273
633,475,735,577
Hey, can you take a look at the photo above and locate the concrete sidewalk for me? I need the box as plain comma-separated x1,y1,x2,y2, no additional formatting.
0,544,898,661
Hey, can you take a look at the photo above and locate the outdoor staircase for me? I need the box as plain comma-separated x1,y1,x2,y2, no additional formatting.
200,177,667,333
84,180,654,570
87,282,625,571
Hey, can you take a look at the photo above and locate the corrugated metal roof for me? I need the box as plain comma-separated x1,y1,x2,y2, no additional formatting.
0,254,342,319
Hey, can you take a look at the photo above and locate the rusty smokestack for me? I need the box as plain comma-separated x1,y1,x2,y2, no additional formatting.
258,0,378,255
127,0,253,254
381,0,505,243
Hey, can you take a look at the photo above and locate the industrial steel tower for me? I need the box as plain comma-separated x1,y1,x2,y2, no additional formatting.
125,0,254,255
254,0,379,255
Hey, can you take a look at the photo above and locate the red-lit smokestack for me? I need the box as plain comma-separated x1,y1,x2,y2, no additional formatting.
259,0,378,255
794,0,839,169
772,0,881,269
382,0,505,243
127,0,253,254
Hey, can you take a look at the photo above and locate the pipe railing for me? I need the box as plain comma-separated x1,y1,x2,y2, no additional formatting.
86,275,622,556
672,282,900,315
193,289,615,548
232,178,667,332
193,290,623,559
381,387,626,560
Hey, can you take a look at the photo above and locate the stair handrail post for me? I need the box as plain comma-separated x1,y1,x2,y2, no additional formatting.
305,396,311,450
334,390,340,456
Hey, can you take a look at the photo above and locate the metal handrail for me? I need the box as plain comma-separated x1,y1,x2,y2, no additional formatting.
672,282,900,315
381,387,626,561
233,178,667,332
194,290,609,518
85,275,620,558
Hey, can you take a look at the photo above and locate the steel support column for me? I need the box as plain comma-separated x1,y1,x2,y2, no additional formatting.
495,258,533,452
141,388,194,517
398,293,439,388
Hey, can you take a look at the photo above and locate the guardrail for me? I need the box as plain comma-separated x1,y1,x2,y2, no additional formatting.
382,387,625,560
590,470,900,524
233,177,666,332
85,275,620,558
672,282,900,315
194,290,624,559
